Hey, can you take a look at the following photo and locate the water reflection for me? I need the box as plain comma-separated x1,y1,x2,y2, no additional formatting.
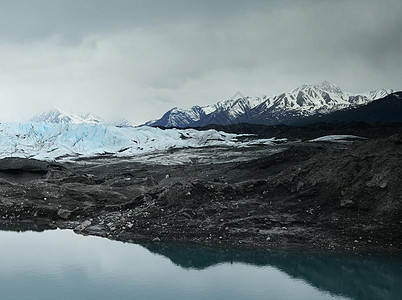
142,243,402,300
0,229,400,300
0,221,52,233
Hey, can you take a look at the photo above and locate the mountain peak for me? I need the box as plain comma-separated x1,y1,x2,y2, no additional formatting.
294,81,343,94
30,109,105,124
314,81,343,93
315,80,337,88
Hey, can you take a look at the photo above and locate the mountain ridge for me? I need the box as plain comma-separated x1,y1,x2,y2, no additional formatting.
30,108,133,127
30,109,105,124
293,91,402,125
145,82,394,127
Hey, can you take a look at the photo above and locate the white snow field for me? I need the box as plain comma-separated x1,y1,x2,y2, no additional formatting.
0,123,257,161
309,135,365,142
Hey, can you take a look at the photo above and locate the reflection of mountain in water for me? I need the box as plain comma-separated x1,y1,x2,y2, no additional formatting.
142,243,402,300
0,222,52,233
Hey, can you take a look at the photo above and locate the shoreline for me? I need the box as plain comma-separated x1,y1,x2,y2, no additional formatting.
1,219,401,255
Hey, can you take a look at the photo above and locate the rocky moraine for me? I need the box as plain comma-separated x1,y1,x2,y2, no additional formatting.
0,124,401,253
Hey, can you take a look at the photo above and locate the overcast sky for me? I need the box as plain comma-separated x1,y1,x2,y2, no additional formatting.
0,0,401,124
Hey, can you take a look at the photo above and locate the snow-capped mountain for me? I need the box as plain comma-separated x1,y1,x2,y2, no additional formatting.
30,109,105,124
144,96,265,128
30,109,134,127
113,119,134,128
146,81,394,127
295,91,402,125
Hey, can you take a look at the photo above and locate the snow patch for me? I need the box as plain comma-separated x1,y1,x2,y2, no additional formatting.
309,135,365,142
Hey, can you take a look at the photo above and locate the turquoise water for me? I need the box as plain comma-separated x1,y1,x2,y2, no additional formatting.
0,229,400,300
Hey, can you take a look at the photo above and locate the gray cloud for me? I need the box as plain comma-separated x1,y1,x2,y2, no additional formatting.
0,0,400,124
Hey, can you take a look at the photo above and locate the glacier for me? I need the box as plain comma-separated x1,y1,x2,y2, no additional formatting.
0,123,250,161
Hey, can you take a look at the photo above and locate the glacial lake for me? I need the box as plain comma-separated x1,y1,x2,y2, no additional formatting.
0,229,401,300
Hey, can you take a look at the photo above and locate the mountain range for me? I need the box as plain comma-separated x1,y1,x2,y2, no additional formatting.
29,82,398,128
295,91,402,125
30,109,133,127
145,81,394,127
30,109,105,124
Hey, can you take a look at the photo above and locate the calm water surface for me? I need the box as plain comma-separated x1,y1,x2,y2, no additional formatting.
0,229,400,300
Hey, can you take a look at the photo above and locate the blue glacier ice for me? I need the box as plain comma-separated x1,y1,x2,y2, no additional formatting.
0,123,241,161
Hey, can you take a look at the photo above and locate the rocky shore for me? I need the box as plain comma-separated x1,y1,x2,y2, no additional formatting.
0,127,401,253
